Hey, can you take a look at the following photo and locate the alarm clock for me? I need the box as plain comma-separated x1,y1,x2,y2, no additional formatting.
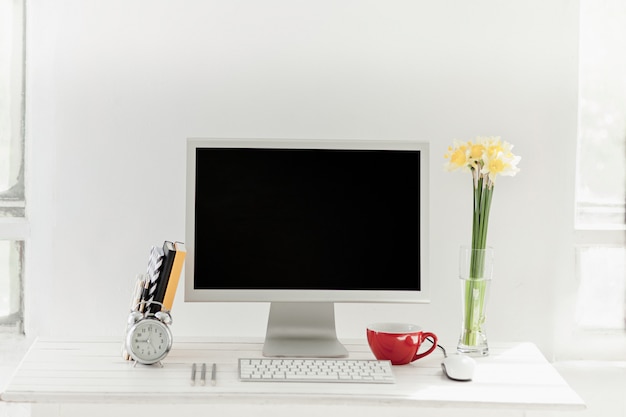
125,303,173,366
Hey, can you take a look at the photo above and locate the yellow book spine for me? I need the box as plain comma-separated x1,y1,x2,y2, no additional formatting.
162,242,187,311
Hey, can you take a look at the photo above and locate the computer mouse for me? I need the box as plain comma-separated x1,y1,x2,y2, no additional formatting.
441,353,476,381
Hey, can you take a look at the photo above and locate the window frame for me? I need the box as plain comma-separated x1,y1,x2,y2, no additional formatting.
0,0,26,333
562,0,626,360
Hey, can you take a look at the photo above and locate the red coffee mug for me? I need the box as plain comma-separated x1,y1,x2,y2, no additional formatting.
366,322,438,365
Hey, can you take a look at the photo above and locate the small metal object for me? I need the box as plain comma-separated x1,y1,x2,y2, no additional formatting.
154,310,172,325
127,311,143,326
191,363,197,386
200,363,206,386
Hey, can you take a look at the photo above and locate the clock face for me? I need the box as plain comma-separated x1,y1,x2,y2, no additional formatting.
127,318,172,365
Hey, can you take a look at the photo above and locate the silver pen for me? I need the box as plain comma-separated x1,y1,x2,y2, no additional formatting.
200,363,207,386
190,363,197,386
211,363,217,386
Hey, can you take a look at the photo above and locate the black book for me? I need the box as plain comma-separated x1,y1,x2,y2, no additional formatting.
151,240,176,312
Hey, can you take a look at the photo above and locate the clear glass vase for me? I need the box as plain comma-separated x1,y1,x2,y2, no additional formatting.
457,246,494,357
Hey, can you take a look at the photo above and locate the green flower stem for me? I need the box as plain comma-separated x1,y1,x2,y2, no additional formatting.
461,175,494,347
462,279,488,346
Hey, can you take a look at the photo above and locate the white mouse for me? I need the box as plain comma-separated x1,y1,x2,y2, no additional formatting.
441,353,476,381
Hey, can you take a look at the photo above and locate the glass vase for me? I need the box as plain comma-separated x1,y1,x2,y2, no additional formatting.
457,246,494,357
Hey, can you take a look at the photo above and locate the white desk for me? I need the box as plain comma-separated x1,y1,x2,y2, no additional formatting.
1,338,585,417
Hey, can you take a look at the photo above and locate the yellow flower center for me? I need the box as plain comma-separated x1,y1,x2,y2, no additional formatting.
488,158,505,174
486,144,503,158
469,144,484,160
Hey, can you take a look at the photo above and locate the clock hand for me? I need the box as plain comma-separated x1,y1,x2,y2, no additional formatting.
146,335,158,351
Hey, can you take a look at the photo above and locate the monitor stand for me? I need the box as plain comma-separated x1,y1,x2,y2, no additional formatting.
262,302,349,358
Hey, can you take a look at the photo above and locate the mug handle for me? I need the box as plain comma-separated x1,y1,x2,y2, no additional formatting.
413,332,438,361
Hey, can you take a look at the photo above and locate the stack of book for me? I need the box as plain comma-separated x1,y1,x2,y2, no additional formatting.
129,240,187,314
123,240,187,360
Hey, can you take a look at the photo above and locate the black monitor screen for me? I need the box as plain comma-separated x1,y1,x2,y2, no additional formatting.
193,147,421,292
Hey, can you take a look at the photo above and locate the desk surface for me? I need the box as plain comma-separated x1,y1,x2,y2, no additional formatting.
1,337,585,412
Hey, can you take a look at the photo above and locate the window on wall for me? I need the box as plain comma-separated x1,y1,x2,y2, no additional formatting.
0,0,26,334
575,0,626,335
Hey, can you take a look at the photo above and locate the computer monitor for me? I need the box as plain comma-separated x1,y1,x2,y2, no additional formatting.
185,138,430,357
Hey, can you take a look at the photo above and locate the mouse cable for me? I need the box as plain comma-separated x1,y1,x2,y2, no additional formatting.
426,336,448,358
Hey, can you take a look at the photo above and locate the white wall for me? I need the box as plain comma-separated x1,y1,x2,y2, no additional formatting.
24,0,579,359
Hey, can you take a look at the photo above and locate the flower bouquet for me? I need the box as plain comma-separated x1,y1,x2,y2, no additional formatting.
444,136,521,355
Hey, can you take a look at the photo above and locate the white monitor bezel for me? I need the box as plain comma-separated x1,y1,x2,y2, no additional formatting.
184,138,430,304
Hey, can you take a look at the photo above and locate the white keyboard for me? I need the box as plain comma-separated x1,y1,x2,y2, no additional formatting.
238,358,395,383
